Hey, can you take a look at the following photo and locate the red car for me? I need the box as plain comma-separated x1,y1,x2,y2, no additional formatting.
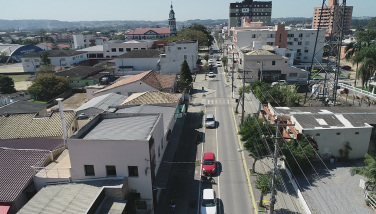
202,152,216,175
341,65,351,70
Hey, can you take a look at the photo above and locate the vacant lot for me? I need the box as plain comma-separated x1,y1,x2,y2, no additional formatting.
9,74,31,82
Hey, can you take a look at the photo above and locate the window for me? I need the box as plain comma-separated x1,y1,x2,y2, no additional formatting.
184,55,187,60
35,65,40,68
178,47,182,50
267,42,274,45
84,165,95,176
297,49,301,53
304,56,308,59
285,53,291,57
126,48,131,52
184,47,186,49
299,33,303,37
287,34,294,38
24,59,30,62
60,58,66,61
106,165,117,176
133,48,138,50
72,57,75,60
304,50,309,53
158,146,160,157
128,166,139,177
272,61,275,65
287,42,293,45
80,55,83,58
141,48,146,50
298,42,302,45
305,41,310,45
119,48,124,52
161,55,166,58
111,48,116,52
289,73,297,77
161,139,164,149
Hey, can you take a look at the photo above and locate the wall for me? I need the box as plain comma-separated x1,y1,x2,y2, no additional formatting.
93,80,157,97
50,53,88,67
114,58,159,71
160,42,198,74
104,41,154,58
22,57,41,72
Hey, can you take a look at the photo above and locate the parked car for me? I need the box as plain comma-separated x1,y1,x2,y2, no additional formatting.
201,189,217,214
271,80,287,86
308,78,321,84
205,114,215,127
216,62,221,67
341,65,352,70
202,152,216,175
338,82,351,86
208,59,213,64
208,72,215,78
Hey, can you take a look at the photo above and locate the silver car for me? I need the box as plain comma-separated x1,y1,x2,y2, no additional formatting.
205,114,216,128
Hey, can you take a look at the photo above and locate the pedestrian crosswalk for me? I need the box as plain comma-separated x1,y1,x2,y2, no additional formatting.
206,99,231,105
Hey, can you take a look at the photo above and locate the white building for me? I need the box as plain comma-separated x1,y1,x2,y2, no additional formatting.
21,50,88,72
72,34,107,49
114,49,160,74
160,40,198,74
104,40,155,58
232,24,326,63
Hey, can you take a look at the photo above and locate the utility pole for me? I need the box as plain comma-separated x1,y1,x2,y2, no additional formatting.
241,70,246,123
232,52,235,98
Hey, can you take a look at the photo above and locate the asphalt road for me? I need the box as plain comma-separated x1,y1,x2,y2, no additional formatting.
198,43,254,214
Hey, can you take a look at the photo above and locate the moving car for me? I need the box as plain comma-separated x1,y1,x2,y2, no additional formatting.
201,189,217,214
208,72,215,78
202,152,216,175
271,80,287,86
205,114,215,128
216,62,221,67
341,65,352,70
208,59,213,64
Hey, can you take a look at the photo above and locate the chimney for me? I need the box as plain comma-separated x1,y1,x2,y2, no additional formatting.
253,41,262,50
56,98,68,145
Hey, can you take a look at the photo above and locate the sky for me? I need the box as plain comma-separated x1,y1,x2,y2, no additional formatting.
0,0,374,22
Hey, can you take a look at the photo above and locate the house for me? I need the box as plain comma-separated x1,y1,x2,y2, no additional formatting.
160,40,198,74
114,49,161,74
120,91,182,106
0,110,76,139
104,40,155,58
263,105,375,159
18,178,128,214
67,113,166,211
21,50,88,72
238,42,308,84
54,66,108,88
93,70,177,97
0,100,47,115
75,93,128,116
231,23,326,63
0,138,65,213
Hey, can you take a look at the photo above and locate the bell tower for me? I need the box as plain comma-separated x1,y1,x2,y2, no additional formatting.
168,2,177,36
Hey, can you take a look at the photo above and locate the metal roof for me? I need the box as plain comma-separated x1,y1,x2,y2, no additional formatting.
82,115,159,140
0,138,63,151
75,93,128,112
116,105,176,132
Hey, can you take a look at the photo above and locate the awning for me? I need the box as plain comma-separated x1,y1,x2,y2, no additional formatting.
0,205,11,214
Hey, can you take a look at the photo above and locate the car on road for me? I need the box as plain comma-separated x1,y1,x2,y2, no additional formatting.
308,78,321,84
216,62,221,67
202,152,216,175
208,72,215,78
205,114,216,127
341,65,352,70
208,59,214,65
201,189,217,214
271,80,287,86
338,82,351,87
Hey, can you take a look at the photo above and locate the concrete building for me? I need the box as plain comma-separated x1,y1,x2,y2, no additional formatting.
312,0,353,36
72,34,108,49
104,40,155,58
228,0,272,36
54,66,108,88
263,106,375,159
21,50,88,72
232,23,326,63
160,40,198,74
238,43,308,84
114,49,161,74
77,45,105,59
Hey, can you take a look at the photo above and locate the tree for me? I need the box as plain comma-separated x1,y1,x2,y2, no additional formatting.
0,75,16,94
202,62,209,71
221,56,228,69
351,152,376,190
235,84,251,113
36,65,56,76
178,60,192,91
280,137,317,174
166,29,208,47
187,23,214,47
345,41,364,86
40,51,51,65
28,74,70,101
113,34,125,40
255,174,272,208
367,17,376,29
351,44,376,88
239,115,275,173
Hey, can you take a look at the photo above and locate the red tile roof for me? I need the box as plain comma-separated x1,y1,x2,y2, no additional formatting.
126,28,170,35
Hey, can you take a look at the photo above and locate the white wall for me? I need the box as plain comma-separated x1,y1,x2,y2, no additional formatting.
114,57,159,71
104,41,154,58
94,80,157,97
160,41,198,74
73,35,85,49
49,53,88,67
22,57,41,72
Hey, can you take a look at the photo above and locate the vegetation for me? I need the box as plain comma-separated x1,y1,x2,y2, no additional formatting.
221,56,228,70
28,74,70,101
8,74,31,82
351,152,376,190
112,34,125,40
36,65,56,76
255,174,273,208
165,23,213,47
178,60,193,91
235,84,251,114
40,51,51,65
0,75,16,94
204,54,209,62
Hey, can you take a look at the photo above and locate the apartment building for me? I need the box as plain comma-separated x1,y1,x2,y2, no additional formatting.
312,0,353,36
160,40,198,74
228,0,272,36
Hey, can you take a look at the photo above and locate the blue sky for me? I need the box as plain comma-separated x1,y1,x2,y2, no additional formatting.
1,0,374,21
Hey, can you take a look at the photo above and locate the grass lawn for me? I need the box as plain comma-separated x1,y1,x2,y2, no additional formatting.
27,99,47,104
9,74,31,82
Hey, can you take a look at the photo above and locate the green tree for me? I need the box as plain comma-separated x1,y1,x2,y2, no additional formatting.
351,44,376,88
187,23,214,47
281,137,317,174
255,174,272,207
221,56,228,69
351,152,376,190
166,29,208,47
239,115,275,173
113,34,125,40
178,60,192,91
0,75,16,94
36,65,56,76
202,62,209,71
204,54,209,62
40,51,51,65
28,74,70,101
367,17,376,29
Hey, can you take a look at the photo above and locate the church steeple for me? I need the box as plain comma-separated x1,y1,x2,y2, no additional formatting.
168,2,177,36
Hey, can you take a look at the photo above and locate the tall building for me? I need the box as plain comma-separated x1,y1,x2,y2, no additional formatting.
169,3,177,36
228,0,272,36
312,0,353,36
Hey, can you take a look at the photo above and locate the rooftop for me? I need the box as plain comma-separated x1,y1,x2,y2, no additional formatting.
117,49,160,58
0,111,76,139
121,91,182,106
125,27,170,35
75,93,128,113
174,40,197,44
82,114,159,140
18,178,126,214
0,100,47,115
77,45,104,52
23,50,87,58
55,66,102,78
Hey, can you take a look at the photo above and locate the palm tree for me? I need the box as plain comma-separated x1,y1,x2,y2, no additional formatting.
345,42,363,86
351,153,376,190
351,44,376,88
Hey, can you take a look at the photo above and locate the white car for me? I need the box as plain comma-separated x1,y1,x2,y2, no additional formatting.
216,62,221,67
208,72,215,78
271,80,287,86
201,189,217,214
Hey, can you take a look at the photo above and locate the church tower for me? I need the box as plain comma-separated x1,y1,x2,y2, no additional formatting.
168,2,177,36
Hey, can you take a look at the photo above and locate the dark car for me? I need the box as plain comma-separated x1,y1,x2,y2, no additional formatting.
341,65,351,70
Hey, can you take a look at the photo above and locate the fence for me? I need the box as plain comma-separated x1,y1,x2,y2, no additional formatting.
364,191,376,211
285,166,312,214
337,83,376,99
